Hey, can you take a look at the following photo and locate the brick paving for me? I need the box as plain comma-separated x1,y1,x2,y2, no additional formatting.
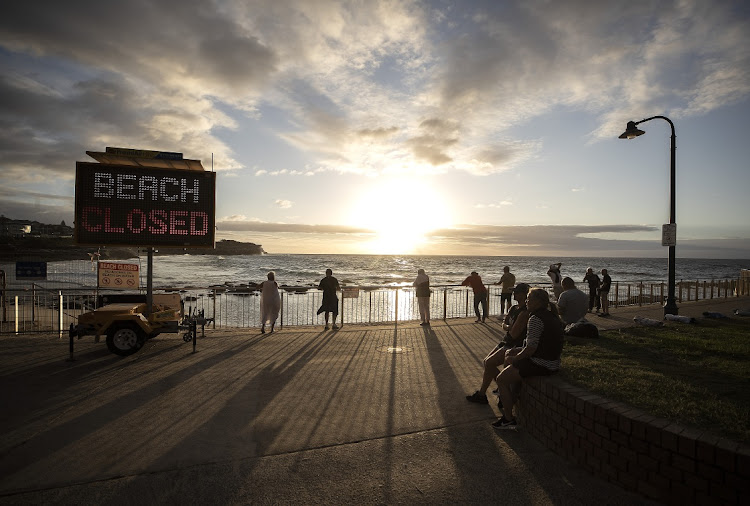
0,297,745,504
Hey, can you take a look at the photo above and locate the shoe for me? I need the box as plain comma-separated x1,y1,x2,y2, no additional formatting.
332,324,339,330
420,321,428,326
465,391,489,404
482,318,486,323
492,416,517,429
475,318,481,323
324,325,330,330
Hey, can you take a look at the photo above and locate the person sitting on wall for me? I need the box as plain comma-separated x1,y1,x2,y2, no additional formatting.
492,287,564,429
557,277,589,325
465,283,531,405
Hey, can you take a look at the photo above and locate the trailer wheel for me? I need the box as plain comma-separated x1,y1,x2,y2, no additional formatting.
106,323,146,356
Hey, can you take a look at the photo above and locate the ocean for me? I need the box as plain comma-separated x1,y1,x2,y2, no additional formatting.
140,254,748,288
3,254,748,289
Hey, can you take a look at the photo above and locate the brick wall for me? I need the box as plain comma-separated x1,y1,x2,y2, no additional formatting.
516,376,749,504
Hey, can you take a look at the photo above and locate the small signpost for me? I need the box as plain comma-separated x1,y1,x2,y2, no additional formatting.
342,287,360,298
98,262,139,289
662,224,677,247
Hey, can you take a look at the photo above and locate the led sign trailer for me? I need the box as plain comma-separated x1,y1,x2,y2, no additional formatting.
75,162,216,248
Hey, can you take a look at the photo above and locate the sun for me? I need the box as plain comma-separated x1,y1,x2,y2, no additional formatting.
348,177,453,254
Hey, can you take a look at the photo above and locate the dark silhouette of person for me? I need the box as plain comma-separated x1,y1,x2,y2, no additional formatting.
462,271,488,323
317,268,340,329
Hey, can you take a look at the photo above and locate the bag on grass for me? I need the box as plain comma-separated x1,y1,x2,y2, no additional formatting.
564,321,599,338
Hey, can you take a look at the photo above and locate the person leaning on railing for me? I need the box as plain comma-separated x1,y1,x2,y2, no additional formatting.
492,287,564,429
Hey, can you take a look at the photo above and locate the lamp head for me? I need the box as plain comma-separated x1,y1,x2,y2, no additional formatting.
619,121,645,139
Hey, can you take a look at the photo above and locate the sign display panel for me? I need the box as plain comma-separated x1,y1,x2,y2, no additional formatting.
75,162,216,248
98,262,139,289
16,261,47,280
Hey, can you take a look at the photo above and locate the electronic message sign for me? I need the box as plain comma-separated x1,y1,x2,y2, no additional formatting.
75,162,216,248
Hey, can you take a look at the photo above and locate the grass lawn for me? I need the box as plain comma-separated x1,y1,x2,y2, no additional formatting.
559,316,750,444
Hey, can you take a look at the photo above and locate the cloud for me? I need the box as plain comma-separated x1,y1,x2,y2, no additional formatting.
0,0,747,196
275,199,293,209
216,219,373,235
474,201,513,209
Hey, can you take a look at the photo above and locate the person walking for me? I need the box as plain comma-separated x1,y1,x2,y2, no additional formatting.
259,271,280,334
462,271,488,323
598,268,612,317
547,263,563,300
414,268,431,326
583,267,601,313
317,268,341,330
496,266,516,315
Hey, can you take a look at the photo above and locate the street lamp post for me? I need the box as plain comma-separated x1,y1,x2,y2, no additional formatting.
619,116,679,316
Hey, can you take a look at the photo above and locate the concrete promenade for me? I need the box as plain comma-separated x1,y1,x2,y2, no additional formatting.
0,297,745,505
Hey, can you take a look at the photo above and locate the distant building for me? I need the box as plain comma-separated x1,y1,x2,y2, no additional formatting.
0,216,72,238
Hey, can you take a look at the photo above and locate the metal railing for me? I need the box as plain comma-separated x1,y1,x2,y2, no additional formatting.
2,277,748,335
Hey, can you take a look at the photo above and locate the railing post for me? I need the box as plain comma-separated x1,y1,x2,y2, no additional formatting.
341,291,345,328
394,288,398,324
212,288,217,329
615,281,619,308
58,290,63,339
280,291,284,328
443,288,447,321
15,295,19,335
369,291,372,323
465,290,469,317
638,282,642,306
678,280,683,303
32,283,36,323
710,279,714,299
626,284,630,307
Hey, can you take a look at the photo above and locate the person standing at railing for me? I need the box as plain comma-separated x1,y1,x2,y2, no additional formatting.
259,271,280,334
462,271,488,323
495,265,516,316
547,263,563,300
413,268,431,326
598,268,612,317
583,267,601,313
317,268,340,330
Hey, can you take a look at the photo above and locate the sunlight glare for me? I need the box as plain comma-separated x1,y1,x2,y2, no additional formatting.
348,177,453,254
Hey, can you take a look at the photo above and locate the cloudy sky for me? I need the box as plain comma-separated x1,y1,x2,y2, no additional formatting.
1,0,749,258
